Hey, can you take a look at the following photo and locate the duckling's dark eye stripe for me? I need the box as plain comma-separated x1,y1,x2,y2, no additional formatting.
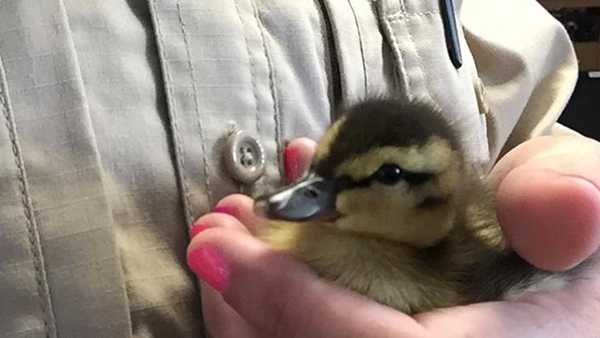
334,171,434,191
403,172,435,185
334,175,371,192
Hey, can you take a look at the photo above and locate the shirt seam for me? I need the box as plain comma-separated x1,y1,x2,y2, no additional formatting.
347,0,369,98
175,3,214,212
383,0,435,101
386,10,438,21
233,0,262,141
148,1,195,223
0,56,58,338
380,12,411,98
249,0,284,176
401,2,434,102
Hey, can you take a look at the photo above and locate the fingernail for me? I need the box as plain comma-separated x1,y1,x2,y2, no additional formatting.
189,222,211,239
187,246,231,293
284,146,300,183
213,205,236,216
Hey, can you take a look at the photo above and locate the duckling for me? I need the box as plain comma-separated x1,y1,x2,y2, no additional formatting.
255,98,581,314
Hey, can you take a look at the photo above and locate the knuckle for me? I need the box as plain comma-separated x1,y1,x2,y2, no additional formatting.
217,194,252,207
195,213,242,230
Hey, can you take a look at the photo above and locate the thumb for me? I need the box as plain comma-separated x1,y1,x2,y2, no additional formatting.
187,228,426,338
491,136,600,271
284,137,317,183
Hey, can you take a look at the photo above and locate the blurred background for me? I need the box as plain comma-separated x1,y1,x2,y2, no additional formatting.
540,0,600,140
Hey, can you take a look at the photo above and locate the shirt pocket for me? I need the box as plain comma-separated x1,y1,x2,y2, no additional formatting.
374,0,491,168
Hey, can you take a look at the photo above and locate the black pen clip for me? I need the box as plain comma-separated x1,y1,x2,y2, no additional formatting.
440,0,462,69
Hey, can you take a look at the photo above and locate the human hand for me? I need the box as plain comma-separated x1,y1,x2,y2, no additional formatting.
188,136,600,338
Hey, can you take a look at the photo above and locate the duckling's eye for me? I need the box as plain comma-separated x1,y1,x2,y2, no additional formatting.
372,164,434,185
373,164,405,185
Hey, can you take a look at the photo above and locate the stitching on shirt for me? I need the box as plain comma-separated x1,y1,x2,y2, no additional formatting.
403,13,434,102
250,0,284,175
381,15,411,97
150,1,194,222
385,2,434,102
473,77,495,165
233,0,262,140
347,0,369,97
312,0,330,109
176,2,214,215
0,58,57,338
386,11,438,22
387,11,438,22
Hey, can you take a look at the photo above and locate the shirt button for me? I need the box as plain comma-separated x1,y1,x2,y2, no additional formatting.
224,130,266,184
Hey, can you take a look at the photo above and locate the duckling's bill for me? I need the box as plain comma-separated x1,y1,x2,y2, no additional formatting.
254,175,339,222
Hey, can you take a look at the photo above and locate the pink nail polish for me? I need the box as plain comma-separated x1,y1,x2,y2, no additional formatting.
284,146,300,182
189,223,211,239
187,246,231,293
213,205,236,216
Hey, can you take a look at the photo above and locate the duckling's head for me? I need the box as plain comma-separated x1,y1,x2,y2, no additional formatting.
258,99,474,247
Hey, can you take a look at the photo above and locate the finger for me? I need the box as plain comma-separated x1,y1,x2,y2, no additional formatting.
189,226,600,338
190,212,250,238
190,212,262,337
497,166,600,271
284,137,317,182
201,286,261,338
490,136,600,271
212,194,265,234
418,298,589,337
418,260,600,337
187,228,427,338
489,136,600,188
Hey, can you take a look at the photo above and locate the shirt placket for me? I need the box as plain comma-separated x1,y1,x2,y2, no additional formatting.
148,0,281,225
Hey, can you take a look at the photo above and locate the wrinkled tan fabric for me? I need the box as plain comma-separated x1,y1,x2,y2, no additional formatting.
0,0,576,337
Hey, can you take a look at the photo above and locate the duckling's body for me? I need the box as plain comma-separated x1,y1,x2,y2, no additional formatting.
262,179,504,313
265,220,466,312
258,98,574,314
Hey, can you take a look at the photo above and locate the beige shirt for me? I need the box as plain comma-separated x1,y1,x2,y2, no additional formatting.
0,0,577,337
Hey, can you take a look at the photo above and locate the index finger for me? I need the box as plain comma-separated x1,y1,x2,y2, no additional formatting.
188,228,427,338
